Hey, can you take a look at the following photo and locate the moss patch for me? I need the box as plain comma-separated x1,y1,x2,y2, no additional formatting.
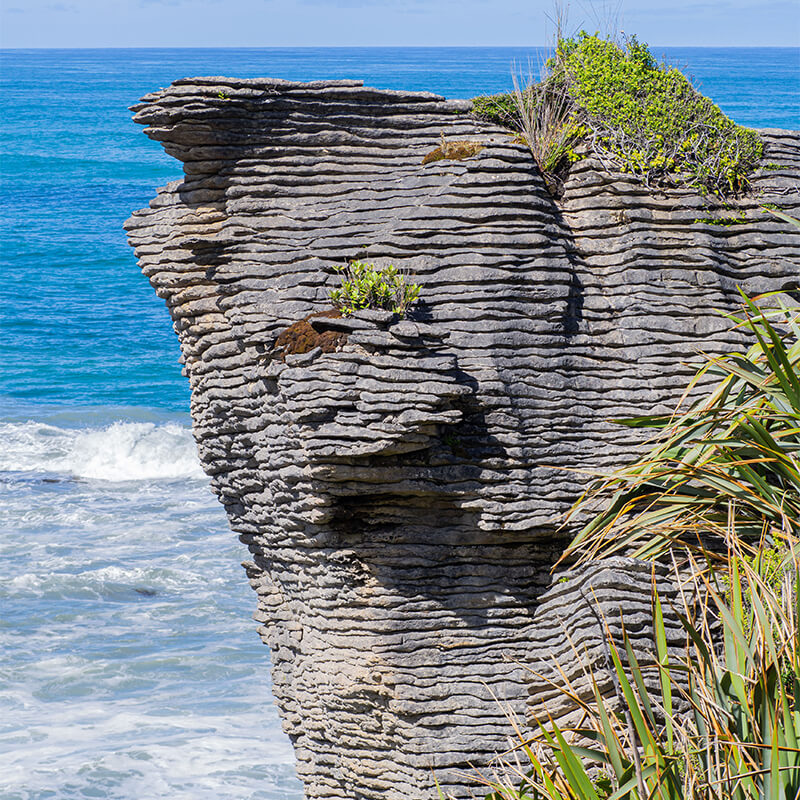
422,139,484,165
694,216,747,227
273,309,346,360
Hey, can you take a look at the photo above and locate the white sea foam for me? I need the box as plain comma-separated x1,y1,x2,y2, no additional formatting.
5,563,216,599
0,414,302,799
1,706,299,799
0,420,204,481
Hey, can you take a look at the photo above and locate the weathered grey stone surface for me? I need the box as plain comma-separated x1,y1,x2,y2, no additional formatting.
125,77,800,799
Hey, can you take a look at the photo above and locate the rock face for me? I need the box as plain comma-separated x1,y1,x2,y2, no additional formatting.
125,77,800,799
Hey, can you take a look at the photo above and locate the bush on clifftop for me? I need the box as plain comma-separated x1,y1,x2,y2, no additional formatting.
471,92,518,129
473,33,763,195
557,33,762,193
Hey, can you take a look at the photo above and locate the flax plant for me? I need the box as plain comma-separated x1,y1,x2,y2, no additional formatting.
453,213,800,800
561,290,800,567
471,532,800,800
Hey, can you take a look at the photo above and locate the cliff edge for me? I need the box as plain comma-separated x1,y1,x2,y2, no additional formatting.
125,77,800,799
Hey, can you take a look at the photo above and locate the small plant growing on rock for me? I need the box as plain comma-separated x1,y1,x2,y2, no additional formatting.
329,261,421,317
510,68,586,195
471,92,519,129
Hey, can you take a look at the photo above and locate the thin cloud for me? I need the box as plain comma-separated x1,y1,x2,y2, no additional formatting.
298,0,447,6
137,0,229,5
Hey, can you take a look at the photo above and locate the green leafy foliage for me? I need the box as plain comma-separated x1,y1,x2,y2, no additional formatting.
474,537,800,800
475,33,762,195
693,216,747,226
328,260,421,317
555,33,763,193
472,93,519,129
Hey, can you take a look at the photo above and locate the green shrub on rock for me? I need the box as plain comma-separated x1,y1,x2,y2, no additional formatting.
473,33,763,195
329,261,421,317
471,92,519,129
556,33,763,193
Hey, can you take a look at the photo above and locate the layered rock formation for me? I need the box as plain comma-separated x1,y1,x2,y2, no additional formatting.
125,77,800,799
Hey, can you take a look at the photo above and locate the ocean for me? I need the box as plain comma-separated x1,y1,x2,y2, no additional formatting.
1,47,798,799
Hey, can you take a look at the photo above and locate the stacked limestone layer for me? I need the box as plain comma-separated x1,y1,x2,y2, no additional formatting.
125,76,800,799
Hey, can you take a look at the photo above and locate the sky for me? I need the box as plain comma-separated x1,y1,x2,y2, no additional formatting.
1,0,798,48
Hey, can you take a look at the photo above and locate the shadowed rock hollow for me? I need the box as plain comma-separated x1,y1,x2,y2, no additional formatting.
125,76,800,799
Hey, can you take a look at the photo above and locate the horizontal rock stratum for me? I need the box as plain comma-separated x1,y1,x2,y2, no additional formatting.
125,77,800,799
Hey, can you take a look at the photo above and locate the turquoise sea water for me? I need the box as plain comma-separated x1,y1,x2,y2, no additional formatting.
0,48,798,798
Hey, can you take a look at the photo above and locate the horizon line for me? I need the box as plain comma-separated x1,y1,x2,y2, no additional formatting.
2,44,799,51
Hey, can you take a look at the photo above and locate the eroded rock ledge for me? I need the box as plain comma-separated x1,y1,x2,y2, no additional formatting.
125,77,800,799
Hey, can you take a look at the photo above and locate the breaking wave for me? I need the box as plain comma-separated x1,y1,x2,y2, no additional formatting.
0,420,205,481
